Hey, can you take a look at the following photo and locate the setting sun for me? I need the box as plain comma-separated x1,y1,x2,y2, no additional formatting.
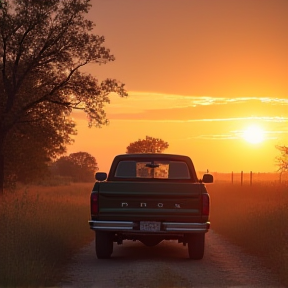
242,125,265,144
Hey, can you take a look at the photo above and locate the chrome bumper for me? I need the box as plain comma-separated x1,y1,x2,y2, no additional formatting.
89,220,210,233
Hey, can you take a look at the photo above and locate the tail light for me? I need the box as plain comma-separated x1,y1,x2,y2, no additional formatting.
202,194,210,216
91,193,98,215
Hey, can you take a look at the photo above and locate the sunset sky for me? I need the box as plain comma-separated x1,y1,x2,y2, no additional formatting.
68,0,288,174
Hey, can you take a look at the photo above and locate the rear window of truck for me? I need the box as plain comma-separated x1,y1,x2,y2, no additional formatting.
114,160,191,179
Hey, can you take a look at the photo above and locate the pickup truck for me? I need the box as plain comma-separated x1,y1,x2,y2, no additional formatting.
89,153,213,259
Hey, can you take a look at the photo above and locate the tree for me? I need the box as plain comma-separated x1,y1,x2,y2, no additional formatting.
3,112,75,185
275,145,288,172
53,152,98,182
126,136,169,154
0,0,127,192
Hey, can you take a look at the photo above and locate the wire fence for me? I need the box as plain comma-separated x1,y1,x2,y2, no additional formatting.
198,171,288,185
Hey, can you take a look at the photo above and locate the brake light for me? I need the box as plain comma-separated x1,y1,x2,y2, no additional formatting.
202,194,210,216
91,193,98,215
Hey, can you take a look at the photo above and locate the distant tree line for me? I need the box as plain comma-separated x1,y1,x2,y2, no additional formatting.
50,152,98,183
6,151,98,185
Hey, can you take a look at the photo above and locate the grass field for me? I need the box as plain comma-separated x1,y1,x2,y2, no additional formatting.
0,181,287,286
0,183,94,287
208,182,288,286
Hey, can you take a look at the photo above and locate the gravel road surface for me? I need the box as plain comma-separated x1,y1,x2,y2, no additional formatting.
60,230,282,288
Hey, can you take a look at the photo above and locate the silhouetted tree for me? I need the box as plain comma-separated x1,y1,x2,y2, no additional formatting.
4,115,75,185
126,136,169,154
275,145,288,172
0,0,127,192
54,152,98,182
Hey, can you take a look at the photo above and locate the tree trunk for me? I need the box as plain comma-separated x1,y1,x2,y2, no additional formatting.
0,128,7,195
0,152,3,194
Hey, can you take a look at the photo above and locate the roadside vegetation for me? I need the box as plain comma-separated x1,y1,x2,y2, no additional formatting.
209,182,288,286
0,183,94,287
1,181,287,287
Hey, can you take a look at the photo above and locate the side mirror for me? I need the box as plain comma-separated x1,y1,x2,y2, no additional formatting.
95,172,107,182
202,174,213,183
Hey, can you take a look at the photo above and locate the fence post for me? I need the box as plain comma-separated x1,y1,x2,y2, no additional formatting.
231,171,234,184
250,171,252,186
241,171,243,186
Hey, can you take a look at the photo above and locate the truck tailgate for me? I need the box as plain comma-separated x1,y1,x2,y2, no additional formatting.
95,181,205,222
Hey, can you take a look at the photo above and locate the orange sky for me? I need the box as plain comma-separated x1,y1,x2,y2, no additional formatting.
68,0,288,174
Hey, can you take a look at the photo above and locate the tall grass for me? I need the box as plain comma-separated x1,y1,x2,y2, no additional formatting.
1,181,287,286
0,183,94,287
209,182,288,286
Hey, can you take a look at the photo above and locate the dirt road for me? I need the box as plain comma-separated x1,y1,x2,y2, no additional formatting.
60,230,281,288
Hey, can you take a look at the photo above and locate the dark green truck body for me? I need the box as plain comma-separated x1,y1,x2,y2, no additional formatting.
89,153,213,259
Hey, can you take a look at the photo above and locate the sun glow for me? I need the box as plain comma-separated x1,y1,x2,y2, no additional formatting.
242,125,265,144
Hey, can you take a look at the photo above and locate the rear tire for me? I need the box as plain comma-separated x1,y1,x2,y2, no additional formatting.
187,233,205,260
95,231,113,259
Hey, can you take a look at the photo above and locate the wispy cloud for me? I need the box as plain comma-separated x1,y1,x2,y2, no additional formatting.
107,92,288,121
110,116,288,123
118,92,288,107
187,125,288,141
194,117,288,123
72,93,288,140
193,134,239,140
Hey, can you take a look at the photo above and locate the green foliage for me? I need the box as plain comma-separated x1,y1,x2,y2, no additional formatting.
52,151,98,182
0,0,127,190
126,136,169,154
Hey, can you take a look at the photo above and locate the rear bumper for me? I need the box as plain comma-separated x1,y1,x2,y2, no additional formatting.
88,220,210,233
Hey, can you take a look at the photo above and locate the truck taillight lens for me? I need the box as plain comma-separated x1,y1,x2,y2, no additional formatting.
202,194,210,216
91,193,98,215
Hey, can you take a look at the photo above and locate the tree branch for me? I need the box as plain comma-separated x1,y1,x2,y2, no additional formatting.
21,61,88,112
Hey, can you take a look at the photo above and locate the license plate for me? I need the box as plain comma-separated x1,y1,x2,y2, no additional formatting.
140,221,161,232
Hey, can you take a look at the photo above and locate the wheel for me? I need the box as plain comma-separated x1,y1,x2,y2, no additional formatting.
95,231,113,259
187,233,205,260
